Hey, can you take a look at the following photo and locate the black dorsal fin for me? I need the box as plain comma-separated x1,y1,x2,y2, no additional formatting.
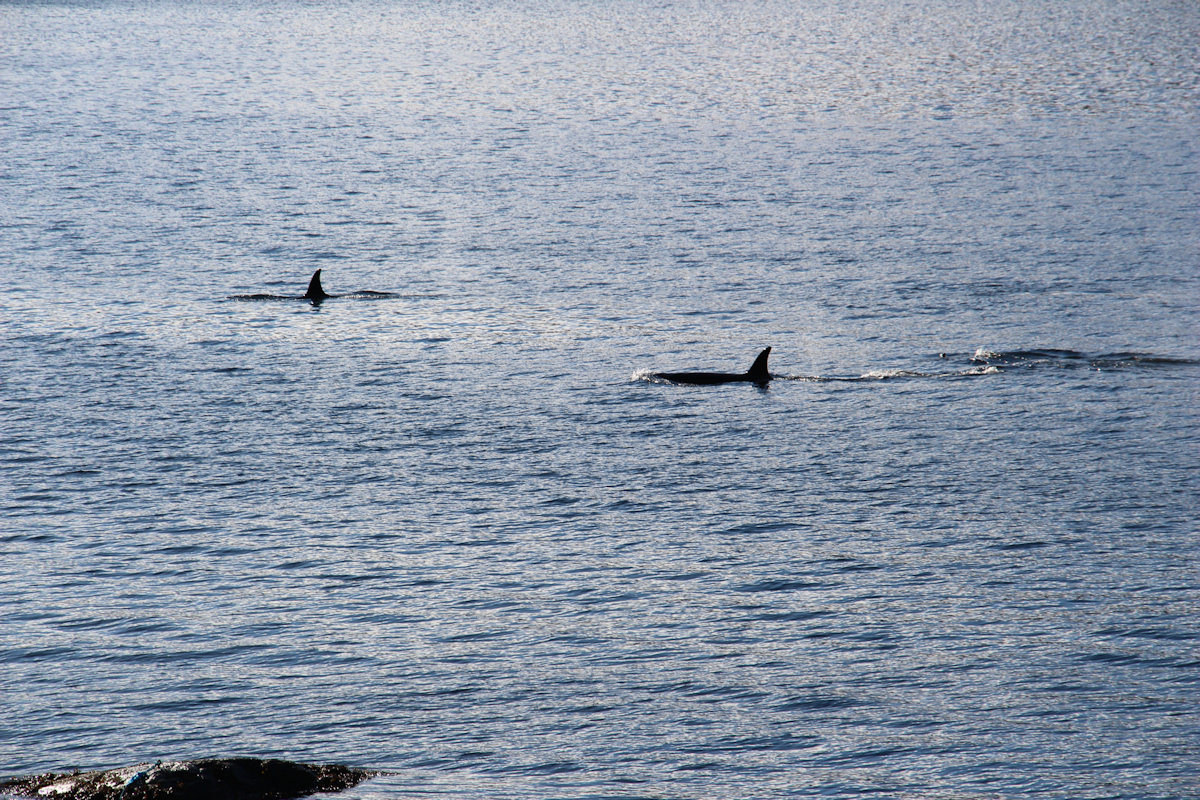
304,269,328,303
746,347,772,380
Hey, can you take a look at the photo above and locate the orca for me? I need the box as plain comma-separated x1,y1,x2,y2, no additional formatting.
652,347,773,385
229,270,396,305
304,269,331,303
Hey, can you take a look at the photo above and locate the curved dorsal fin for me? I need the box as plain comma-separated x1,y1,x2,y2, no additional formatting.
746,347,772,380
304,269,328,303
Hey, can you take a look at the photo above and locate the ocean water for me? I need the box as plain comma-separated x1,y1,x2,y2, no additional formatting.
2,0,1198,797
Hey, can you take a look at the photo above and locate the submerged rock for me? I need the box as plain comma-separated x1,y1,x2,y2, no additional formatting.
0,758,376,800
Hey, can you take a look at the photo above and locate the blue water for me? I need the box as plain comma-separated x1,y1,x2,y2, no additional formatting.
2,1,1198,797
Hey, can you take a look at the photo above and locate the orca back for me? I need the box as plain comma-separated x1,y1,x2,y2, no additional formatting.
746,347,772,381
304,269,328,303
652,347,774,385
654,371,747,385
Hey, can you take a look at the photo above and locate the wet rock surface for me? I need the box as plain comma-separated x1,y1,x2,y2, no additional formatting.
0,758,376,800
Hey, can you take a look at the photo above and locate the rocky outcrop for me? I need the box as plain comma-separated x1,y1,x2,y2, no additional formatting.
0,758,376,800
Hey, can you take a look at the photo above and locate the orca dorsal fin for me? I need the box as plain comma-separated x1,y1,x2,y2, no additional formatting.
304,269,328,303
746,347,772,380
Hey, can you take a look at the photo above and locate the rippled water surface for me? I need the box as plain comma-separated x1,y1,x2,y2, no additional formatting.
2,1,1198,797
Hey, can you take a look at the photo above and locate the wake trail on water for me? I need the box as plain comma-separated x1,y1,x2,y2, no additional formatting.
226,291,404,302
777,365,1000,382
967,348,1199,369
659,349,1198,384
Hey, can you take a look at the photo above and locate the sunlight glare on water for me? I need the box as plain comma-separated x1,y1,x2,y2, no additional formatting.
1,1,1198,798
